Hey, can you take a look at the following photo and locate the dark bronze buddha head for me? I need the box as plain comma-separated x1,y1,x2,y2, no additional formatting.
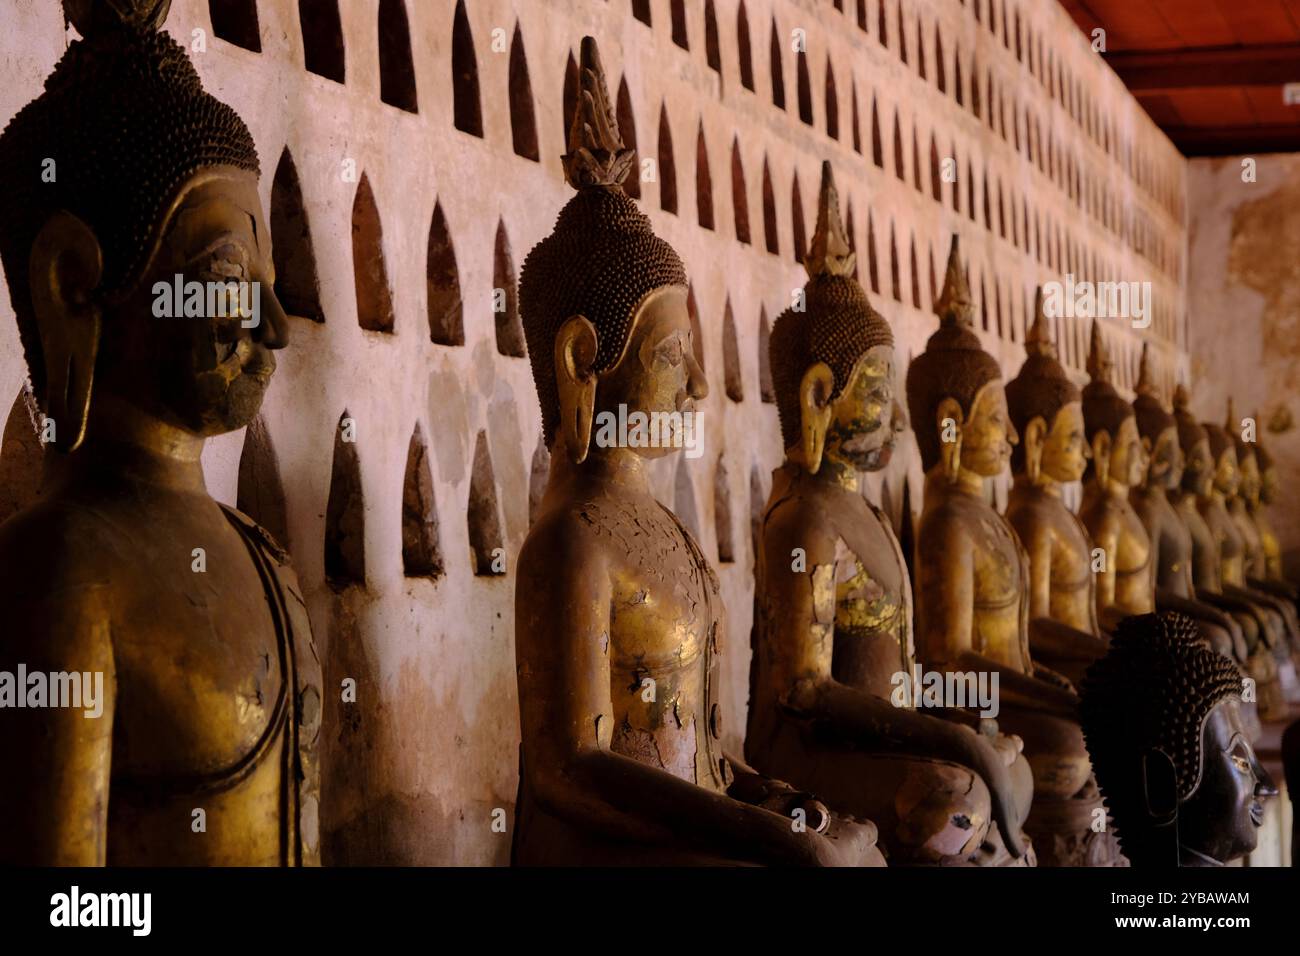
1080,611,1277,866
0,0,287,450
905,235,1015,483
1005,288,1087,484
770,162,899,476
519,37,703,466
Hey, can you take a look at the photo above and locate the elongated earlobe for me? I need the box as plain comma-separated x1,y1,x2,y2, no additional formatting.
29,211,103,453
555,315,599,464
1025,417,1046,485
1091,431,1112,486
936,397,963,485
799,362,834,475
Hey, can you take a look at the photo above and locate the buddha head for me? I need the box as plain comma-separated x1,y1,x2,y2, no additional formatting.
0,0,286,452
770,163,900,477
1132,344,1183,492
1082,322,1145,491
1226,399,1261,507
520,37,703,466
1081,611,1275,867
1005,288,1087,485
1203,420,1239,500
905,236,1015,485
1173,385,1213,498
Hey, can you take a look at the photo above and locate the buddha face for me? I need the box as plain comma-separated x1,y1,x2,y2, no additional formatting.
1148,427,1184,491
1183,437,1213,497
1108,415,1146,488
960,380,1017,478
1212,447,1239,498
822,345,904,473
1040,401,1088,483
1179,698,1275,865
594,286,707,459
100,167,289,436
1237,451,1261,505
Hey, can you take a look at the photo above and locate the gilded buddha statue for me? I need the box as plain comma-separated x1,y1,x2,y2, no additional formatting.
906,238,1123,866
1004,291,1111,686
1189,400,1289,720
511,38,881,866
1081,612,1277,867
0,0,320,864
1079,324,1155,622
1129,347,1247,665
1248,430,1292,586
747,164,1033,866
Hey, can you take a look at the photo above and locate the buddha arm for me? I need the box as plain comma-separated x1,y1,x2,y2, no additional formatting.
1018,518,1055,621
761,510,1026,855
0,589,115,865
514,528,821,866
1028,617,1108,664
917,513,1078,721
1091,511,1119,615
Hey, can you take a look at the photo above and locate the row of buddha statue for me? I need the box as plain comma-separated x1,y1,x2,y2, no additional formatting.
0,7,1286,868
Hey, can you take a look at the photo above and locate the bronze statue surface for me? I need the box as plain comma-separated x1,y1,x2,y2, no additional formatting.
905,239,1122,866
512,38,881,866
747,166,1032,866
0,0,319,865
1081,612,1276,867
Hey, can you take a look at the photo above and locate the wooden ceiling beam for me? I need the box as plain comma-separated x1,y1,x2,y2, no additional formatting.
1162,123,1300,156
1105,43,1300,90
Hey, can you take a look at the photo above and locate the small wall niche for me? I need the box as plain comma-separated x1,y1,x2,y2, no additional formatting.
378,0,418,113
325,410,366,590
467,430,505,577
493,220,526,358
299,0,345,82
270,148,323,323
451,0,482,133
714,456,735,565
758,308,775,404
731,139,750,245
658,104,678,214
722,300,743,402
209,0,261,53
351,173,395,333
696,124,714,231
402,422,444,580
616,77,641,200
427,201,464,346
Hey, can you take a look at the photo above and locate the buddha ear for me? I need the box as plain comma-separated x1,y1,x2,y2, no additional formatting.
555,315,599,465
936,397,963,485
799,362,834,475
1024,416,1047,484
29,211,103,453
1091,430,1111,484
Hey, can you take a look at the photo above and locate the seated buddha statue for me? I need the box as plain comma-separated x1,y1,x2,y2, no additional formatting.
906,237,1123,866
1080,612,1277,867
1129,347,1246,665
511,38,881,866
1248,432,1294,587
1078,323,1155,622
1004,291,1110,686
1196,410,1290,720
747,163,1033,866
0,0,321,864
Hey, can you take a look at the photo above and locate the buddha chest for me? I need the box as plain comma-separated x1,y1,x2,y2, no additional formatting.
576,494,727,791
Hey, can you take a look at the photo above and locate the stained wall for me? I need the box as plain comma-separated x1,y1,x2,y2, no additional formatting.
0,0,1190,864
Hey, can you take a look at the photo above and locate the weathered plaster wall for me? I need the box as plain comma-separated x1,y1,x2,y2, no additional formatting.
1186,153,1300,573
0,0,1187,864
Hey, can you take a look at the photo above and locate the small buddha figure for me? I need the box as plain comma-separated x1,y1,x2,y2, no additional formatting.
1129,346,1246,665
512,38,881,866
906,237,1123,866
1248,433,1291,585
1004,290,1110,686
747,164,1033,866
1197,411,1290,720
1079,323,1154,622
1080,612,1277,867
0,0,320,864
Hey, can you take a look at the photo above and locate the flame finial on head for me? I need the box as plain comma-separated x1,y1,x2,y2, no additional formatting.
805,160,855,280
65,0,172,37
1225,396,1238,433
1025,286,1057,360
933,234,974,327
562,37,635,189
1087,320,1114,384
1136,342,1159,398
1173,382,1191,413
